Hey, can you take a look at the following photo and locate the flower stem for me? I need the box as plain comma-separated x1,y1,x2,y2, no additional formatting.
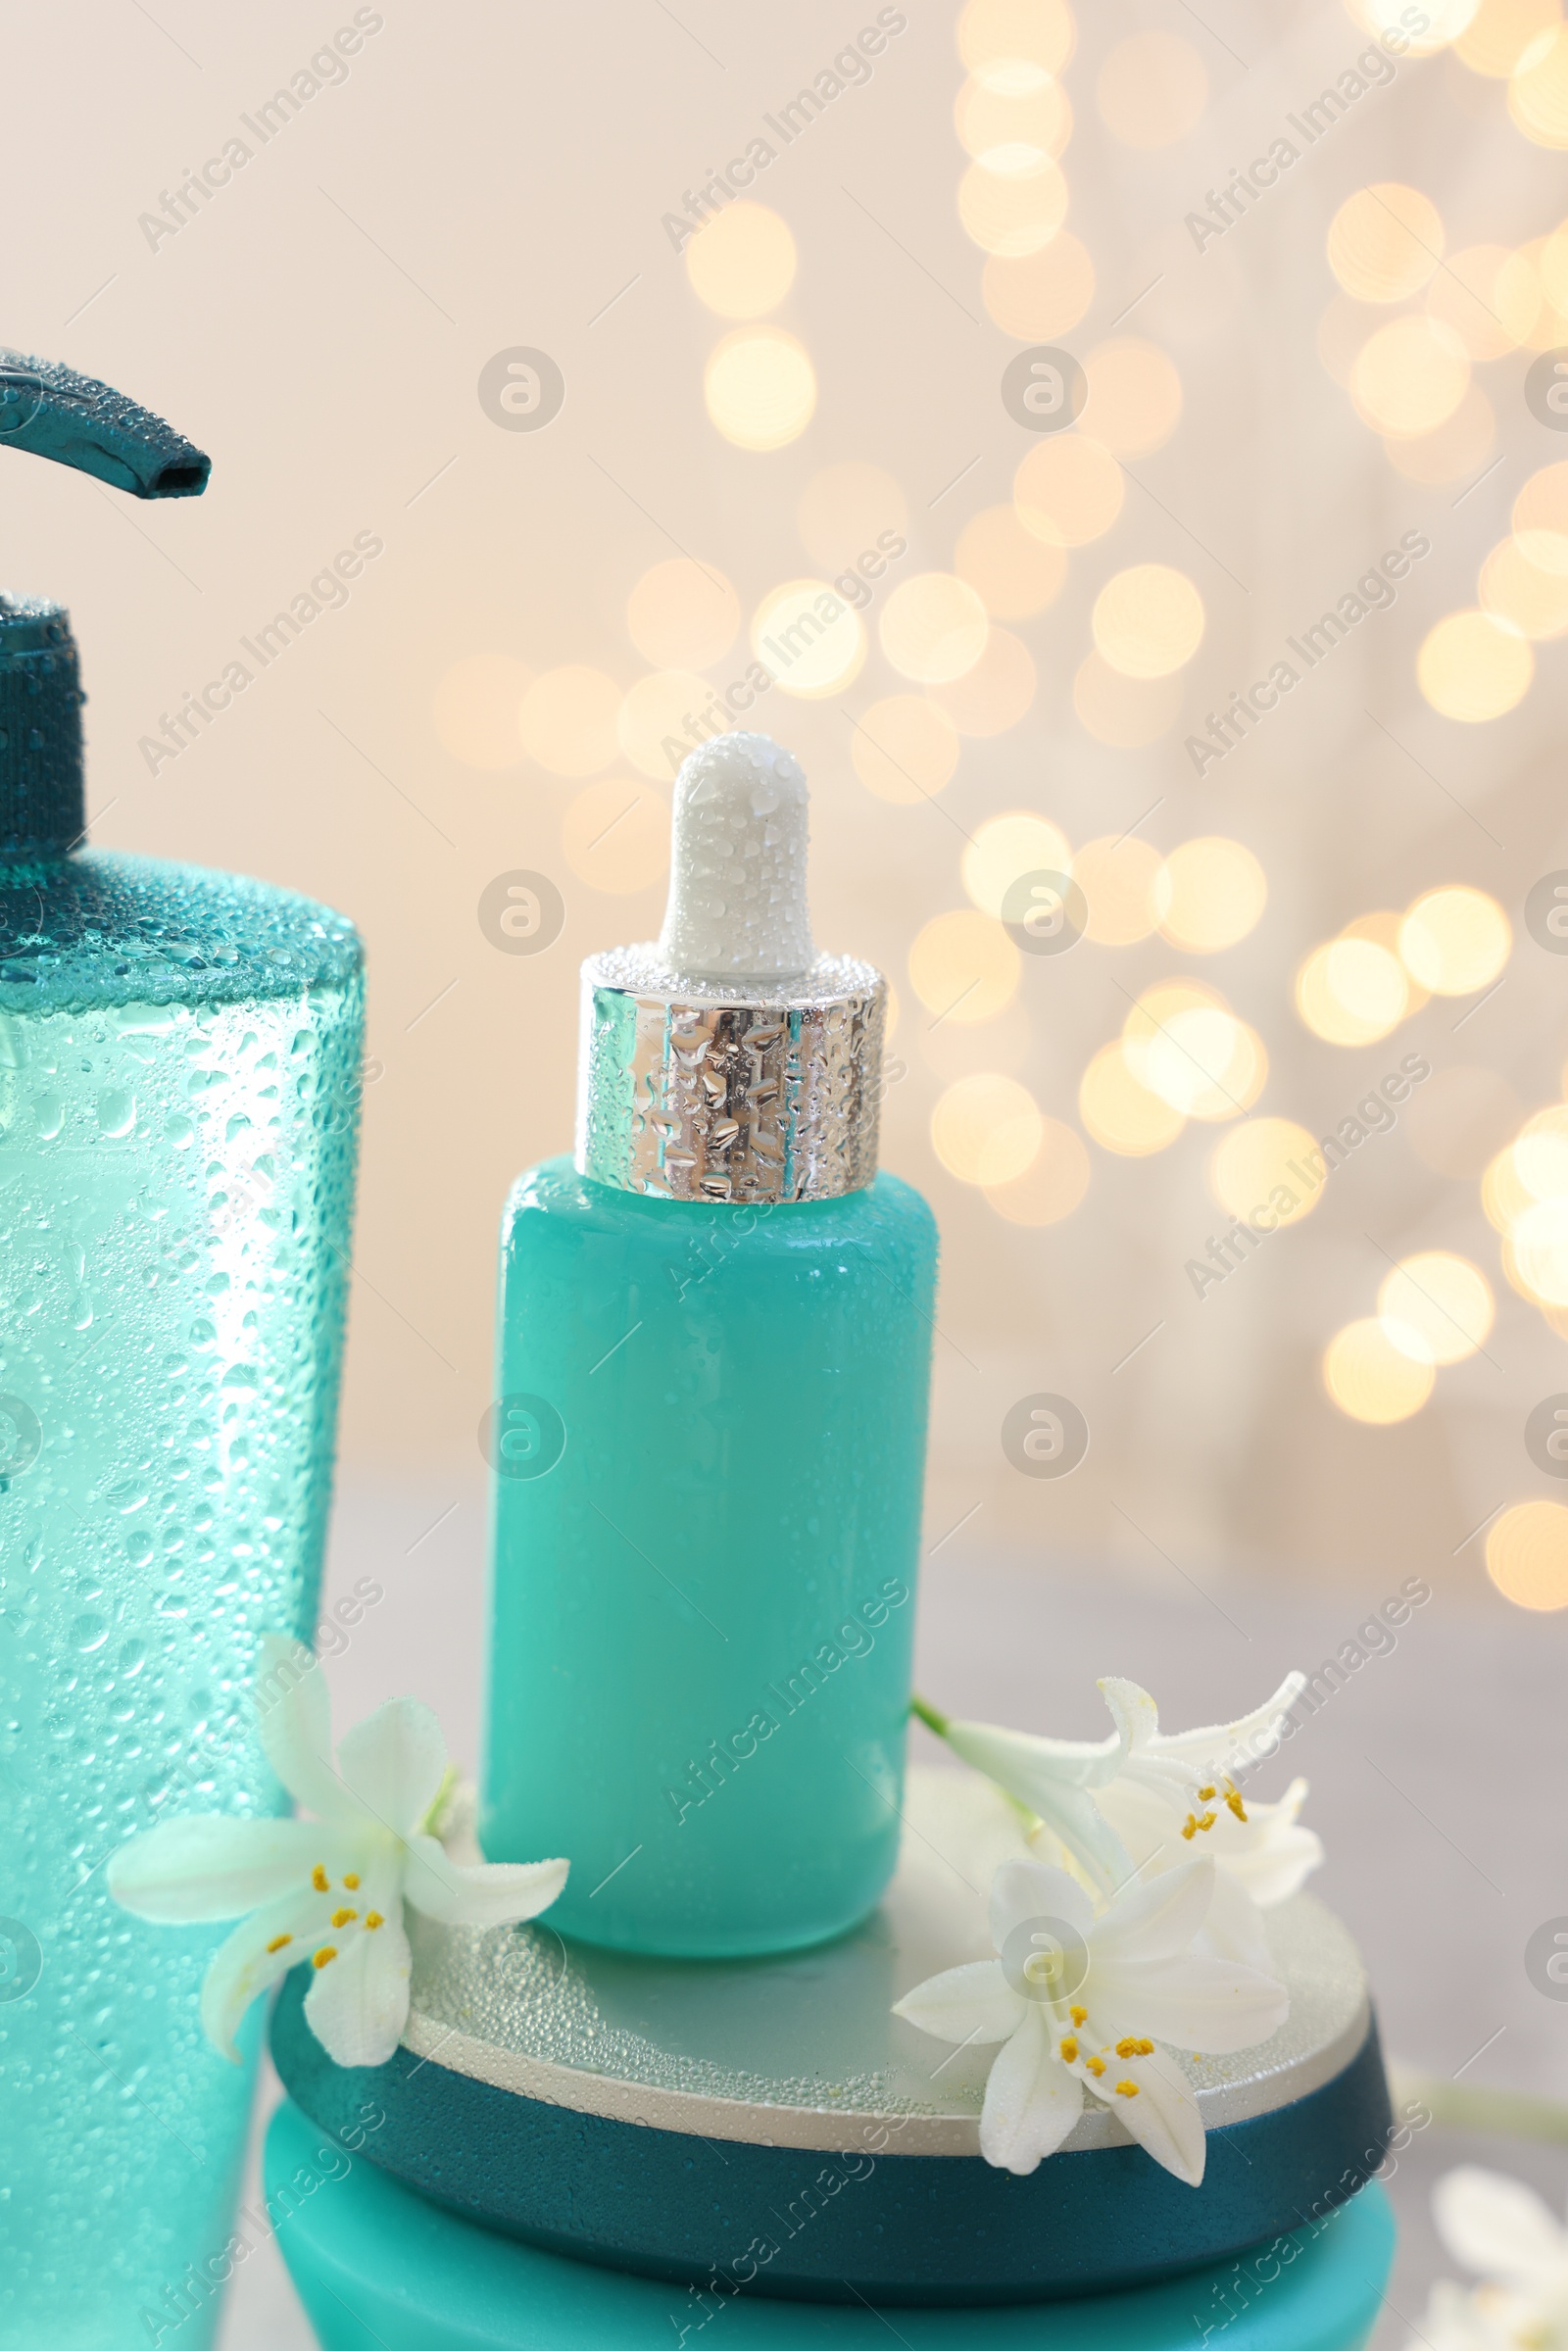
1391,2064,1568,2146
909,1691,951,1738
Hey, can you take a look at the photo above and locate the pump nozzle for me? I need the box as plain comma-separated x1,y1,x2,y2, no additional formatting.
0,351,210,499
0,352,211,856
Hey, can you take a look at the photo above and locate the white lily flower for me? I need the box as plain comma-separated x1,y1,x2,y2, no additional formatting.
1090,1773,1322,1972
933,1672,1305,1897
108,1636,568,2070
892,1854,1289,2186
1408,2169,1568,2350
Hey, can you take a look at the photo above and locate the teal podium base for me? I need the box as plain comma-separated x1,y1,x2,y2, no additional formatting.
265,2098,1396,2351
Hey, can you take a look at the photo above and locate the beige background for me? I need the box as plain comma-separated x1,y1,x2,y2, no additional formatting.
4,1,1566,1590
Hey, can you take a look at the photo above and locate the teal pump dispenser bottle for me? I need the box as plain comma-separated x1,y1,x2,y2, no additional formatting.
481,731,937,1959
0,357,365,2341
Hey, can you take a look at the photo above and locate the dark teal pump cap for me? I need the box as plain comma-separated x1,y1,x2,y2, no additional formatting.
0,350,210,855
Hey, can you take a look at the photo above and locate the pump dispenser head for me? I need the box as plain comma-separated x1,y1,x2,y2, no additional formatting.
0,350,210,856
576,731,885,1203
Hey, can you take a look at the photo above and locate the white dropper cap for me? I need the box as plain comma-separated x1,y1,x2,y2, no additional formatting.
658,730,814,984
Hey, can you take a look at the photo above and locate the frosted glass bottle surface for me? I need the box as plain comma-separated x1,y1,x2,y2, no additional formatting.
0,852,364,2346
480,1156,937,1959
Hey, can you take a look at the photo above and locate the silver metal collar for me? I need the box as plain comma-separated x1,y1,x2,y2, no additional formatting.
574,943,885,1203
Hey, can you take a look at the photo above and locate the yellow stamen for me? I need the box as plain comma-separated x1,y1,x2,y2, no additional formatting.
312,1865,329,1892
266,1934,292,1954
1134,2037,1153,2055
1198,1786,1215,1801
1070,2004,1088,2027
365,1911,384,1930
343,1873,361,1890
1226,1789,1248,1822
313,1946,337,1969
331,1907,358,1929
1195,1809,1216,1834
1059,2037,1078,2063
1085,2055,1105,2078
1114,2037,1139,2058
1115,2080,1140,2098
1181,1814,1199,1839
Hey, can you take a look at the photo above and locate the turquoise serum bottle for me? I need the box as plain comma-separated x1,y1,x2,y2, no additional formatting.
481,732,937,1958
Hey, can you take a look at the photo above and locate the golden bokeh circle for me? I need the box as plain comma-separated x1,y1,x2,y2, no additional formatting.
685,202,798,318
1014,435,1124,547
983,1115,1091,1224
1398,886,1511,996
1092,564,1204,678
1376,1251,1494,1366
1156,838,1267,953
704,327,816,450
961,810,1073,917
957,0,1076,78
956,504,1068,617
1322,1319,1436,1424
1416,610,1534,719
908,908,1021,1025
1457,0,1561,75
1510,23,1568,143
1328,184,1445,304
1083,338,1183,457
1296,937,1409,1046
616,670,715,781
1479,537,1568,639
625,560,740,670
1209,1118,1322,1227
957,156,1069,256
1078,1041,1185,1155
1383,385,1495,487
927,626,1037,737
1486,1500,1568,1608
956,71,1072,165
1427,243,1540,358
931,1073,1044,1185
879,573,991,684
1512,461,1568,574
1351,316,1470,438
849,697,961,802
750,579,866,699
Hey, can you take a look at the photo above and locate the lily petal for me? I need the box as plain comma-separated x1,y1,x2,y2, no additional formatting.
1196,1866,1274,1975
303,1899,414,2070
1221,1781,1324,1908
978,2005,1084,2176
201,1886,323,2062
108,1814,330,1923
1144,1672,1305,1782
1099,2042,1206,2187
989,1858,1093,1955
893,1958,1024,2046
1091,1951,1289,2054
335,1696,449,1838
255,1635,360,1825
1091,1856,1217,1966
945,1720,1133,1894
1434,2167,1568,2293
402,1834,568,1928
